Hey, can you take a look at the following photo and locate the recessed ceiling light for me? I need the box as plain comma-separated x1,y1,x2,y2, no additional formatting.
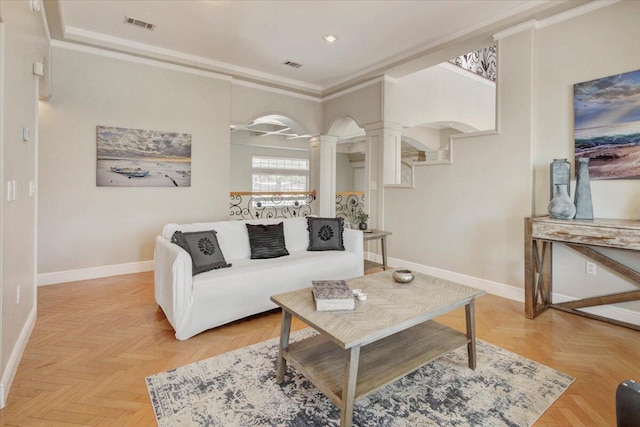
323,34,338,43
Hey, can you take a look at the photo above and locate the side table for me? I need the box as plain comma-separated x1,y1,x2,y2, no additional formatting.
363,229,392,270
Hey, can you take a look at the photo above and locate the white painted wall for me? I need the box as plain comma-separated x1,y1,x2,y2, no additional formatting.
402,126,441,151
38,46,231,274
0,0,49,406
387,63,496,130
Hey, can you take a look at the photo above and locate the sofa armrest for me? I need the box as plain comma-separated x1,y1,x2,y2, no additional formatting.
154,236,193,332
343,228,364,275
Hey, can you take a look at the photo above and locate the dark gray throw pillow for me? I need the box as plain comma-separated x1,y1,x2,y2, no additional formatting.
307,217,345,251
246,222,290,259
171,230,231,275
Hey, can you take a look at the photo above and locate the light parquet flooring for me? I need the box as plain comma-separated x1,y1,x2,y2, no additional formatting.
0,271,638,426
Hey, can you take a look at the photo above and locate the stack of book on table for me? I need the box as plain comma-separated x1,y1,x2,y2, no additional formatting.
312,280,355,311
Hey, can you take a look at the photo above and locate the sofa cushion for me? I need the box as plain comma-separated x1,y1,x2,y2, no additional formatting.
162,217,310,260
307,217,345,251
171,230,231,275
246,222,290,259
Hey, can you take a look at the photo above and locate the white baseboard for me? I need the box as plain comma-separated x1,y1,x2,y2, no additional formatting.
37,260,154,286
0,305,37,408
367,252,640,327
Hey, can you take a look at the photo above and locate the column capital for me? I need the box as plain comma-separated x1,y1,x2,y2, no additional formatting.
362,121,403,133
309,134,338,145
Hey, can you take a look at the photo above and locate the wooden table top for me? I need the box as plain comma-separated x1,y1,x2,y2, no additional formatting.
362,229,392,240
531,215,640,230
271,270,485,349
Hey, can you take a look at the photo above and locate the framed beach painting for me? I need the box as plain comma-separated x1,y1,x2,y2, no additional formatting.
96,126,192,187
574,69,640,179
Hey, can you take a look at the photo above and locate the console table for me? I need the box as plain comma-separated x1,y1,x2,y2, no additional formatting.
524,216,640,330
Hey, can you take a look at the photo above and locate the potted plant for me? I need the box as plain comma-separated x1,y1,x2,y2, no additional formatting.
355,212,369,231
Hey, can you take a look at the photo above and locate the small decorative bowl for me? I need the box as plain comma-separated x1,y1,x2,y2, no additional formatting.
392,269,415,284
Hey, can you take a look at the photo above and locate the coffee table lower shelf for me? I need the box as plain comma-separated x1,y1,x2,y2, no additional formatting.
283,320,469,407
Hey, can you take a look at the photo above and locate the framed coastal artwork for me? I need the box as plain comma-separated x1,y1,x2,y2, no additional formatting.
574,69,640,179
96,126,192,187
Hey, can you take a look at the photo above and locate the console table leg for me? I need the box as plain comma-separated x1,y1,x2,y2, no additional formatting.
524,218,536,318
465,301,477,370
340,346,361,427
525,218,552,318
276,310,292,383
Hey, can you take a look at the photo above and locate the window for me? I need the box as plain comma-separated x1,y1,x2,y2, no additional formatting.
251,156,309,193
252,157,308,171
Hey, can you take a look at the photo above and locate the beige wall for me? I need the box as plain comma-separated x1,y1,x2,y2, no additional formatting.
336,153,353,192
1,0,49,403
533,1,640,311
386,1,640,319
384,29,534,287
38,46,231,273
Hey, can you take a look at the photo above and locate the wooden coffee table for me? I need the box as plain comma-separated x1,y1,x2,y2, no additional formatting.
270,270,485,427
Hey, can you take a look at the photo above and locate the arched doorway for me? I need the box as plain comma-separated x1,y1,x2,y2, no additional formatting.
229,115,315,219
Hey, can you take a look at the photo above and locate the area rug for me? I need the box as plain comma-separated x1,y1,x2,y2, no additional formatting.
146,329,574,426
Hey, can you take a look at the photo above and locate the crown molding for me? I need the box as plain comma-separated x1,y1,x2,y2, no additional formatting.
494,0,621,40
51,39,232,81
43,0,614,102
493,19,538,41
232,80,322,103
62,26,322,94
536,0,620,29
320,0,547,91
51,39,328,102
383,75,398,84
322,76,386,102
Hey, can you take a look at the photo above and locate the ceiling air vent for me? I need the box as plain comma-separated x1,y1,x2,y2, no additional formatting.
282,60,302,69
124,16,155,30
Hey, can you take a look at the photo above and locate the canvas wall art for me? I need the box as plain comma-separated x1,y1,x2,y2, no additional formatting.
574,69,640,179
97,126,192,187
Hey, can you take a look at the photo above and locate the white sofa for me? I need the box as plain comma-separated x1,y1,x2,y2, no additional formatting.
154,217,364,340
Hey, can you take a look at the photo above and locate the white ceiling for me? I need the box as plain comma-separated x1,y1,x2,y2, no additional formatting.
46,0,583,94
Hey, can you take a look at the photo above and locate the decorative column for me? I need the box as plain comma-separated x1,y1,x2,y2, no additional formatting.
363,121,402,230
308,135,338,217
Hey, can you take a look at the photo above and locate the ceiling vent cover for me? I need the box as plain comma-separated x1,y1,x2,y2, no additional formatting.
124,16,155,30
282,60,302,69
